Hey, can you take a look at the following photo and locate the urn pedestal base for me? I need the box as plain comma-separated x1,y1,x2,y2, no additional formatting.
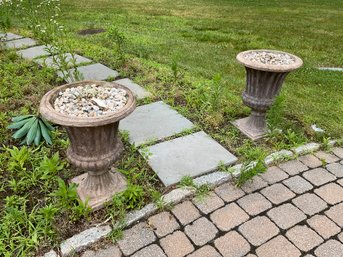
71,169,127,211
232,116,266,141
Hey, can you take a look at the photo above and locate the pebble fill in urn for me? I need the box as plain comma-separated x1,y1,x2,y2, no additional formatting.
233,49,303,140
40,80,136,210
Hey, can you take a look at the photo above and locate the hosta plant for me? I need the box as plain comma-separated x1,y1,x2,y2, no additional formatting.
8,115,54,145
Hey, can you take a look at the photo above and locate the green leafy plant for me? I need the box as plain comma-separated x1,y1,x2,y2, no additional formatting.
235,160,267,187
8,115,54,145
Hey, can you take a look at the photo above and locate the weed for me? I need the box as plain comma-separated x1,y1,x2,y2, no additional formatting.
179,175,195,188
234,160,267,187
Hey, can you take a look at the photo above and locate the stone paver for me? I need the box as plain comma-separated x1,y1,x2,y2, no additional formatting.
315,151,340,163
16,45,51,60
325,203,343,226
332,147,343,158
184,217,218,246
60,63,119,82
120,101,194,147
307,215,340,239
36,53,92,68
131,244,166,257
237,193,272,216
278,160,308,175
303,168,336,186
3,37,37,49
241,176,268,193
256,235,301,257
314,240,343,257
338,178,343,187
160,231,194,257
314,182,343,204
84,245,122,257
114,78,151,99
238,216,279,246
214,182,245,202
187,245,221,257
210,203,249,231
285,225,323,251
260,166,288,184
214,231,250,257
292,193,328,215
141,131,237,186
267,203,306,229
298,154,323,168
339,232,343,243
326,162,343,177
171,201,200,225
147,211,179,237
282,175,313,194
193,192,224,214
260,183,295,205
117,222,156,256
0,32,22,41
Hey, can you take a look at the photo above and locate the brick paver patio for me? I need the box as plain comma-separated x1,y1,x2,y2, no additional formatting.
80,148,343,257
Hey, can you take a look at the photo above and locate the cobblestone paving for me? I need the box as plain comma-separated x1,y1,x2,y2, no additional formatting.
81,148,343,257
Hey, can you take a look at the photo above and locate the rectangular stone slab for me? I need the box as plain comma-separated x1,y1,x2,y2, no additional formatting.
119,101,194,146
114,78,151,99
140,131,237,186
35,53,92,68
2,38,37,49
0,32,23,41
58,63,119,82
16,45,52,60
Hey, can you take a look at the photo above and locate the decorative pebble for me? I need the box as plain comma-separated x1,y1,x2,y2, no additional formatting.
244,51,296,65
54,84,128,117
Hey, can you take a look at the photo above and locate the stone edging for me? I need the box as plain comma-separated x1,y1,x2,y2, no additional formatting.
44,140,338,256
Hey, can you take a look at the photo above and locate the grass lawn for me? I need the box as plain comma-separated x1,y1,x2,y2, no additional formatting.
1,0,342,255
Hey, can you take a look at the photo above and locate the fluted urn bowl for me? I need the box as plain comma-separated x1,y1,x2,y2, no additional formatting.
40,80,136,210
233,49,303,140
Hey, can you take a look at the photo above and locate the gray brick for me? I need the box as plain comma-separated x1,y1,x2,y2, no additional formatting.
256,235,301,257
117,223,156,256
278,160,308,175
160,231,194,257
171,201,200,225
292,193,328,215
261,183,295,205
187,245,221,257
332,147,343,158
241,176,268,193
282,175,313,194
314,183,343,205
307,215,341,239
286,225,323,251
238,216,279,246
214,182,245,202
93,245,122,257
298,154,323,168
326,163,343,177
267,204,306,229
214,231,250,257
325,203,343,226
193,192,224,214
131,244,166,257
147,211,179,237
315,240,343,257
303,168,336,186
315,151,340,163
237,192,272,216
260,166,289,184
184,217,218,246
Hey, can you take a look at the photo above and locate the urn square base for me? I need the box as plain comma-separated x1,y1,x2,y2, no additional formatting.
232,117,266,141
71,169,127,211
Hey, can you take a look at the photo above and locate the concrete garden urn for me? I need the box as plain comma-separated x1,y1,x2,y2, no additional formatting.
40,80,136,210
233,49,303,140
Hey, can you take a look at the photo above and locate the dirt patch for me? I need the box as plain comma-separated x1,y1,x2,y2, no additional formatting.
78,28,106,36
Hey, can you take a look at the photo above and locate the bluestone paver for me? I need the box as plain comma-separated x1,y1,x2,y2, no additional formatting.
238,216,279,246
120,101,194,146
298,154,323,168
147,211,179,237
114,78,151,99
267,203,306,229
260,166,288,184
187,245,221,257
237,192,272,216
282,175,313,194
325,203,343,226
286,225,323,251
0,32,22,41
261,183,295,205
171,201,200,225
59,63,119,82
314,240,343,257
256,235,301,257
36,53,92,68
292,193,328,215
214,182,245,202
214,231,250,257
326,162,343,177
303,168,336,186
315,151,340,163
16,45,51,60
184,217,218,246
3,37,37,49
278,160,308,175
314,182,343,204
210,203,249,231
307,215,341,239
160,231,194,257
141,131,237,186
193,192,224,214
131,244,166,257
